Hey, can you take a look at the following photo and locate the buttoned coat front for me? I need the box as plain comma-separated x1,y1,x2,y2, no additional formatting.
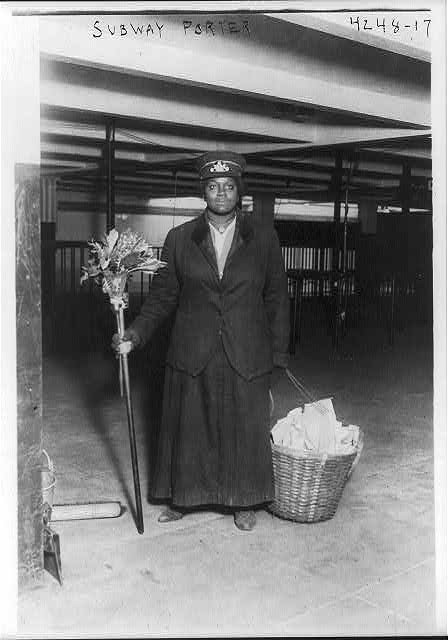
131,211,290,377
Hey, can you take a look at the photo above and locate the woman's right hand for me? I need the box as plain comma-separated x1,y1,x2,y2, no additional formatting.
111,329,140,356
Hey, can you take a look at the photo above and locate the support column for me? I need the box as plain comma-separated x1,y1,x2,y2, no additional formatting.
400,160,412,216
399,160,411,277
105,121,116,232
2,12,43,602
252,192,275,226
358,198,378,236
357,198,378,285
41,177,58,355
330,152,344,348
16,166,43,584
331,152,343,272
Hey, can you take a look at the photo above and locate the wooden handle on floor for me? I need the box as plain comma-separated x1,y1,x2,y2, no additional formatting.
51,502,122,521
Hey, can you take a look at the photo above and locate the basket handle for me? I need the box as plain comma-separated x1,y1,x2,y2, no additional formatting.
269,369,320,427
274,369,331,419
269,389,275,419
285,368,321,405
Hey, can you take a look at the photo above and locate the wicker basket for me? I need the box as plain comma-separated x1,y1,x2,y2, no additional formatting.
269,430,364,523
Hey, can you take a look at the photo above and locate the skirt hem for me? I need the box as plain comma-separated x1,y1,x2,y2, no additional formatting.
150,487,274,509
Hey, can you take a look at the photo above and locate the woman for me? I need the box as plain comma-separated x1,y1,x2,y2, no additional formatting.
113,151,290,531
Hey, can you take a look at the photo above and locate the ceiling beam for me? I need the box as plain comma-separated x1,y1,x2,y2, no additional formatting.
363,146,432,160
40,16,430,126
41,141,103,157
361,148,432,167
40,119,304,154
40,82,308,143
41,70,430,152
40,123,307,156
245,130,431,157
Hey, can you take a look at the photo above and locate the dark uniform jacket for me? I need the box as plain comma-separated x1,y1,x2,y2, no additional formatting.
130,210,290,380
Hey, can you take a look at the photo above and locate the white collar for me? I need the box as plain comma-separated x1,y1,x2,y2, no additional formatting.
208,215,236,235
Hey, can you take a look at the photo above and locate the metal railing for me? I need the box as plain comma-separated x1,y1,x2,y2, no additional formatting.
52,242,357,299
49,241,164,309
41,240,428,354
281,245,356,298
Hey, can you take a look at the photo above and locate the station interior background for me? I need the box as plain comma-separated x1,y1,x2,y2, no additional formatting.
6,5,446,638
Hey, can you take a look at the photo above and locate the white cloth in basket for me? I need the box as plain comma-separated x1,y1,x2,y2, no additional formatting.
271,398,360,455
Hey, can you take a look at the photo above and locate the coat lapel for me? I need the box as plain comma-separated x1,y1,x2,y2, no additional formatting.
224,211,254,269
191,210,254,279
191,212,219,276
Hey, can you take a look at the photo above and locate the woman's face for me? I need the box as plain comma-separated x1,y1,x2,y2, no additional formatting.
204,177,239,216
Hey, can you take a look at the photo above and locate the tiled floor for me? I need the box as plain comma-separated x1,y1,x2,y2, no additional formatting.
18,325,441,637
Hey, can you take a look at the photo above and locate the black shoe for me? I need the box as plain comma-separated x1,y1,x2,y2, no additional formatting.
158,506,185,523
234,510,256,531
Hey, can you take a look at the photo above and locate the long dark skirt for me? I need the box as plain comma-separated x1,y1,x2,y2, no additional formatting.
150,342,274,508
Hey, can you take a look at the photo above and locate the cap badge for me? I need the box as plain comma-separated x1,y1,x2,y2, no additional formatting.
209,160,230,173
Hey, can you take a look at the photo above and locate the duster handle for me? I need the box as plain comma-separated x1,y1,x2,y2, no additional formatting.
115,308,125,397
112,300,144,534
120,350,144,534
